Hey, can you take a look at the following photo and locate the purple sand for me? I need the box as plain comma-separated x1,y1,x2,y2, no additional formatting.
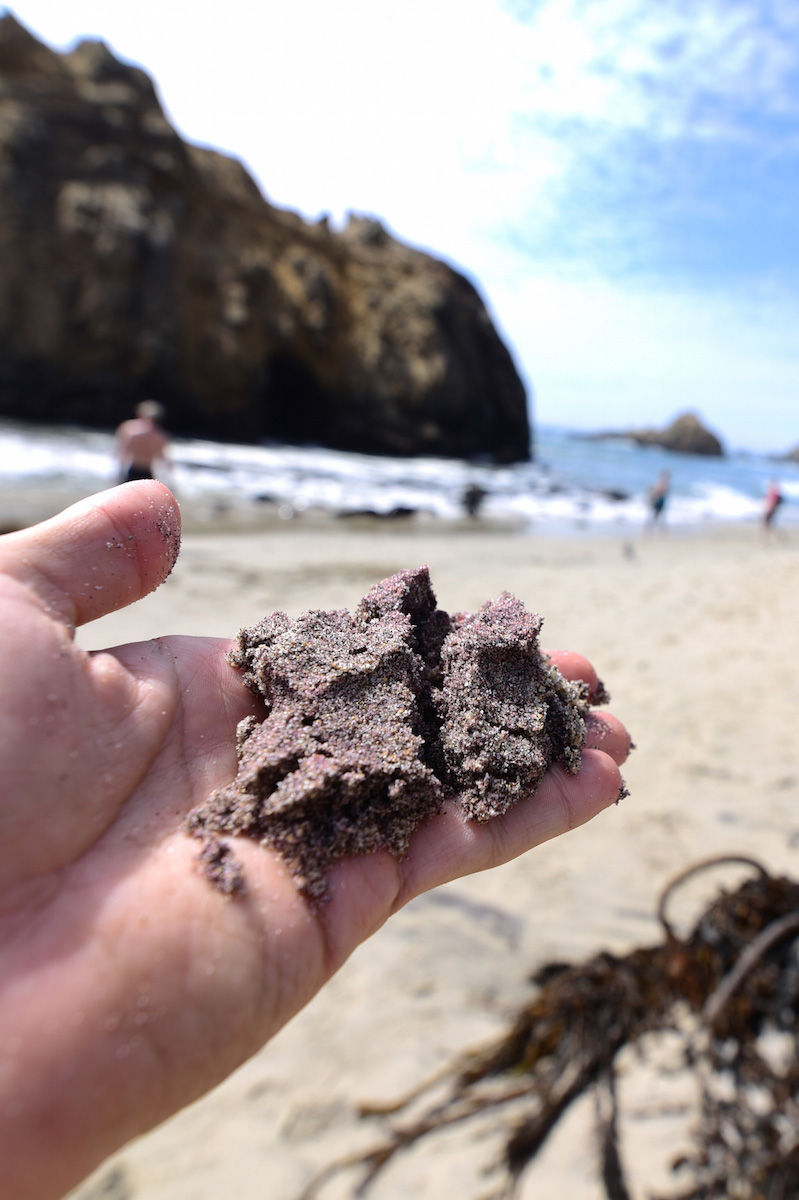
186,566,595,901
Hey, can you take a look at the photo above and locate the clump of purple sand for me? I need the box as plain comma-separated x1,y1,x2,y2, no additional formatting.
185,566,601,902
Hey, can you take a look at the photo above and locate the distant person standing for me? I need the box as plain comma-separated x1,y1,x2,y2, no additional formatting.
462,482,487,519
762,478,784,537
115,400,170,484
646,469,671,530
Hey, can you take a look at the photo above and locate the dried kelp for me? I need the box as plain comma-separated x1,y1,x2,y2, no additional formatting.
300,856,799,1200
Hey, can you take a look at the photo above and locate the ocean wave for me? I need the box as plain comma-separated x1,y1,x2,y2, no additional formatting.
0,419,796,531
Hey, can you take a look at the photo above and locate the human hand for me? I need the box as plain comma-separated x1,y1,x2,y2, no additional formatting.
0,482,630,1200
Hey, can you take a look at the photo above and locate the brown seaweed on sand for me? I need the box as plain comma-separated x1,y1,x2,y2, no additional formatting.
185,566,594,901
299,855,799,1200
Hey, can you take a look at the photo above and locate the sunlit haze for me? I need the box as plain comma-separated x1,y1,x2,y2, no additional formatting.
8,0,799,452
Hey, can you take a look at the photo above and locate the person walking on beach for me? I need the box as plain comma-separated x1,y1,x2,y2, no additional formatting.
115,399,170,484
761,478,784,538
646,469,671,531
462,481,487,519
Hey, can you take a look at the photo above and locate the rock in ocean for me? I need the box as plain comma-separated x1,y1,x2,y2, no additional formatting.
629,411,725,457
0,14,531,463
585,410,725,458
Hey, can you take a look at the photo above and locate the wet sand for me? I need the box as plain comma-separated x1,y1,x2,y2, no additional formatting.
68,513,799,1199
187,566,592,902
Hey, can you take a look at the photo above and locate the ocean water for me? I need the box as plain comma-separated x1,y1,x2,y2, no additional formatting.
0,418,797,533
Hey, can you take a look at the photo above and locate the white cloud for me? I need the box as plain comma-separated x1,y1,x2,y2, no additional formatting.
492,269,799,450
17,0,797,252
508,0,799,137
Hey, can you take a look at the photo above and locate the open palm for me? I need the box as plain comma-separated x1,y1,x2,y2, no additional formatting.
0,481,629,1200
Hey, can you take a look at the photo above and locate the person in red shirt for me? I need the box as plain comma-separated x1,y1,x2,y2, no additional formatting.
763,479,784,533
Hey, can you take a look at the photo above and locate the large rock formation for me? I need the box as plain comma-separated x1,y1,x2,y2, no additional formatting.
0,14,530,462
630,411,724,457
586,411,725,457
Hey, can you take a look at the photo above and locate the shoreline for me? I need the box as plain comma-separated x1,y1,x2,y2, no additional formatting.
2,417,798,540
0,480,786,541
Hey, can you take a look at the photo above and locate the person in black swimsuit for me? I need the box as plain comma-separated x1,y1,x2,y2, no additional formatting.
115,400,170,484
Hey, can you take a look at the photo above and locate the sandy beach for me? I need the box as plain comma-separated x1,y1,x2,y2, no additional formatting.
61,506,799,1200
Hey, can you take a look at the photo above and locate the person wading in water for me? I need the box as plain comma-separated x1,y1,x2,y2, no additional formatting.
115,400,170,484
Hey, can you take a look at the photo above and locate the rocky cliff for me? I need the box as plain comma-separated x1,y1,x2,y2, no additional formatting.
0,14,530,462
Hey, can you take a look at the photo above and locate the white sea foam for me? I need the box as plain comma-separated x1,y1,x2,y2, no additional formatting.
0,420,796,532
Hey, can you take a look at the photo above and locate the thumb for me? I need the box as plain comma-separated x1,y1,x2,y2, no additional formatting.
0,481,181,630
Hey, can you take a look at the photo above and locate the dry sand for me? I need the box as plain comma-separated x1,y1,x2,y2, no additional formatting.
66,511,799,1200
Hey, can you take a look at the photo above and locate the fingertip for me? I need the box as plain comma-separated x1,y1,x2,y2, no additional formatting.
0,481,182,628
547,652,629,758
584,710,632,766
574,747,627,815
547,649,599,693
91,481,182,590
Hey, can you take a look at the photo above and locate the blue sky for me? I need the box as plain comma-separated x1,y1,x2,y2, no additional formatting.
8,0,799,451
